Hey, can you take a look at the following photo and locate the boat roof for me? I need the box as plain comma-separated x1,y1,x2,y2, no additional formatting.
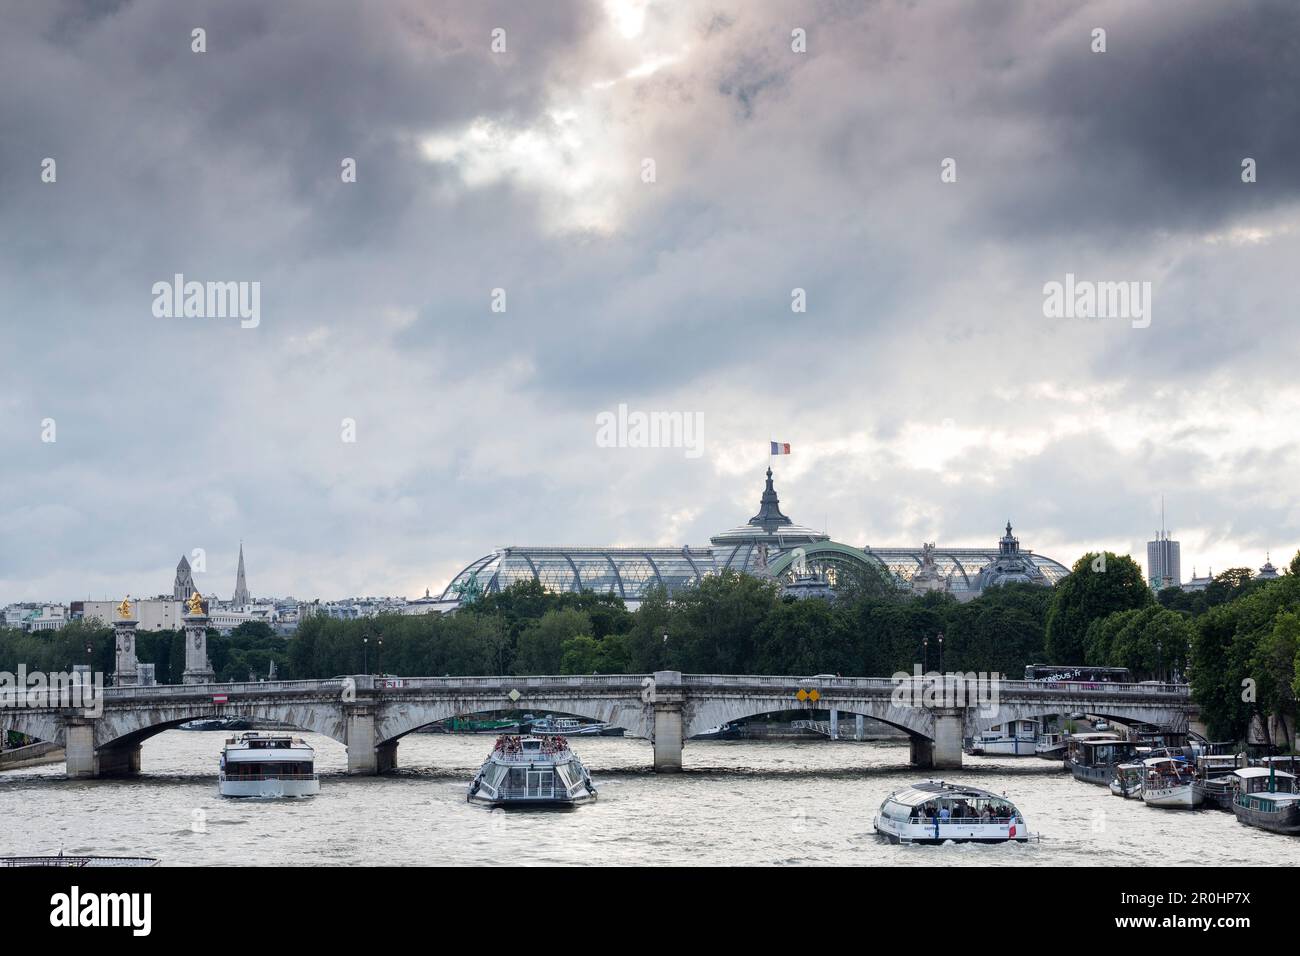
885,781,1016,808
1235,767,1297,779
1142,756,1187,767
1117,763,1144,770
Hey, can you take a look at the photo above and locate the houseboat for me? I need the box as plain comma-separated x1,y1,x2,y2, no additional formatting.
966,719,1039,756
1139,756,1202,809
1109,763,1143,798
1067,734,1135,786
873,781,1032,845
218,733,320,798
467,734,597,807
1035,731,1068,760
1194,753,1244,811
1232,767,1300,834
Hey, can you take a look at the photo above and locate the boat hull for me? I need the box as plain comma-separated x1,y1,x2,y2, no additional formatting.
1195,781,1236,811
1109,781,1140,798
1141,783,1203,809
873,817,1029,845
1232,798,1300,834
1069,761,1113,786
468,791,596,808
967,738,1038,756
219,776,319,798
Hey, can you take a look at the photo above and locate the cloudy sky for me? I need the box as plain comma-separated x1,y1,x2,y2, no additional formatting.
3,0,1299,604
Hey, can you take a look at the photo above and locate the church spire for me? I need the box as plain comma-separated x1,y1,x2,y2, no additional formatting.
232,541,250,606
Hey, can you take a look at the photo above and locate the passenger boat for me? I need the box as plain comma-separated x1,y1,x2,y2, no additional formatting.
219,733,319,798
1231,767,1300,834
1139,756,1202,809
966,719,1039,756
430,716,521,734
873,781,1032,845
1109,763,1143,798
1067,734,1135,786
467,734,597,807
528,716,608,736
1035,731,1068,760
692,722,741,740
1194,753,1243,811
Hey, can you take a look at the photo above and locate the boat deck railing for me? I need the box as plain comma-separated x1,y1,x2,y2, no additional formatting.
490,751,571,764
0,856,158,867
907,816,1023,826
221,773,319,781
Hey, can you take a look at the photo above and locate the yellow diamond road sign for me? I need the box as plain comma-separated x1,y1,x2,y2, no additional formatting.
508,689,521,702
808,689,821,702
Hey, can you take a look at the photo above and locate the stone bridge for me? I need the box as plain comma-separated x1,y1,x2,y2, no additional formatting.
0,672,1192,778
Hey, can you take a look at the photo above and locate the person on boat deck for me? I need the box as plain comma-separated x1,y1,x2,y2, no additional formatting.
939,806,951,823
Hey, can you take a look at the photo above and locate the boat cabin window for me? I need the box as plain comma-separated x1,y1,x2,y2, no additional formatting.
224,760,313,778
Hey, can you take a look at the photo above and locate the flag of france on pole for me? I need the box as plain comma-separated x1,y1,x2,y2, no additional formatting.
770,442,791,455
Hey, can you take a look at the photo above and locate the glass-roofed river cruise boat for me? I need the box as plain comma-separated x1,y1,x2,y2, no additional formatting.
468,734,597,807
873,781,1033,844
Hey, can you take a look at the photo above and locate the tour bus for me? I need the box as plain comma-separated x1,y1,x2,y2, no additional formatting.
1022,664,1133,684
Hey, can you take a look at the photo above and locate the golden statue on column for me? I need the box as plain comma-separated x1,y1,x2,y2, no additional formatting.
187,591,205,616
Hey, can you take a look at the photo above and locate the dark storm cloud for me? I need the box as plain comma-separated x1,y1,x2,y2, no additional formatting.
1,0,1297,601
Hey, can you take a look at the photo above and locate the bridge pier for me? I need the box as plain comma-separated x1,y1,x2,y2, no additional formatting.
344,704,383,775
651,670,684,772
909,708,965,770
64,717,97,779
96,741,141,777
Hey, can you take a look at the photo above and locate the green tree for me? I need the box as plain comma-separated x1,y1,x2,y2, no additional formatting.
515,609,592,675
1045,552,1151,664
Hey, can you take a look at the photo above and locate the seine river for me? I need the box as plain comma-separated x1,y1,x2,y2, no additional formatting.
2,733,1297,866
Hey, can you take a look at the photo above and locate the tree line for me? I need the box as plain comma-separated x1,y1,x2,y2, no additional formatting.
4,550,1298,743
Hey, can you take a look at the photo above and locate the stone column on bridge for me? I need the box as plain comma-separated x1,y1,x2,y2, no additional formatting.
650,670,684,772
829,708,839,740
182,604,215,685
855,714,864,741
112,616,139,687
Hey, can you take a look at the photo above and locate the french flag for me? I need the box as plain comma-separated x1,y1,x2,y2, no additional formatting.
770,442,791,455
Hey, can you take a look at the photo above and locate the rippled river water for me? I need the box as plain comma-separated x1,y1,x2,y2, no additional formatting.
2,732,1296,866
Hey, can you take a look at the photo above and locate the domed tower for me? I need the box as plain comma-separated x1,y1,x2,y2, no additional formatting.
709,468,828,573
972,521,1048,592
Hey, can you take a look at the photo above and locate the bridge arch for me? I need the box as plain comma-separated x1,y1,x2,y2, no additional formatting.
93,702,349,751
683,695,935,742
374,697,650,745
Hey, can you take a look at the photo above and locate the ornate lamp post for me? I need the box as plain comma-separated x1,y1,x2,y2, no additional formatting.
377,636,383,677
922,636,929,671
937,632,945,673
363,635,369,674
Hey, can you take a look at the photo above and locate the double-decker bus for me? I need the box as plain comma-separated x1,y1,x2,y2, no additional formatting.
1022,664,1134,683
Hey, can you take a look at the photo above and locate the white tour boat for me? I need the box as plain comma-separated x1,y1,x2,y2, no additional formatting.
1139,756,1202,809
528,716,608,736
967,719,1040,756
468,734,597,807
219,733,320,798
1109,763,1144,798
873,781,1033,844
